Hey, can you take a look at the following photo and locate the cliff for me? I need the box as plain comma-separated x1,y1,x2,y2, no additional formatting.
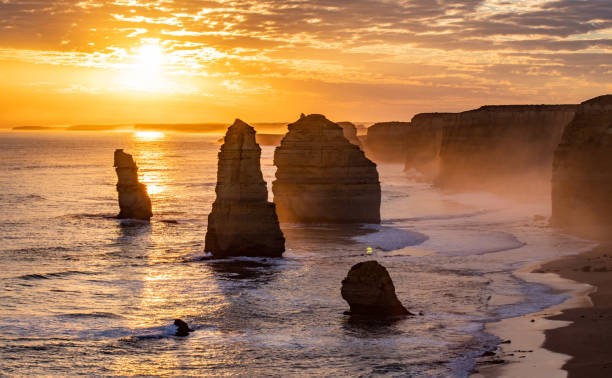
436,105,578,194
337,121,363,147
256,133,284,146
205,119,285,257
273,114,381,223
403,113,456,179
364,121,411,162
114,149,152,220
552,95,612,240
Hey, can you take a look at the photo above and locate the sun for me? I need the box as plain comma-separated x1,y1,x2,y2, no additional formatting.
136,44,164,72
116,42,171,92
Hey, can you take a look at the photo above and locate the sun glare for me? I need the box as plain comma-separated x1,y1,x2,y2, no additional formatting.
116,42,171,92
137,44,164,72
134,131,165,140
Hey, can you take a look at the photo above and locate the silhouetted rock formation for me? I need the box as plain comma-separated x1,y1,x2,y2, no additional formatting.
256,133,284,146
114,149,152,221
403,113,456,180
341,261,412,317
552,95,612,240
436,105,577,194
337,122,363,147
205,119,285,257
365,121,411,162
174,319,193,336
272,114,381,223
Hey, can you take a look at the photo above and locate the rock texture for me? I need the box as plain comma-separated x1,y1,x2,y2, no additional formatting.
364,121,411,162
205,119,285,257
403,113,456,179
272,114,381,223
341,261,412,317
114,149,152,220
436,105,577,193
337,121,363,147
552,95,612,240
256,133,284,146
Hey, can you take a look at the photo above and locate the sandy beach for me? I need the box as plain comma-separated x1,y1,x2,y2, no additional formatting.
540,244,612,377
473,244,612,378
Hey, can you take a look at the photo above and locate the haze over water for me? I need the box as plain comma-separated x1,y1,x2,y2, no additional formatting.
0,130,593,376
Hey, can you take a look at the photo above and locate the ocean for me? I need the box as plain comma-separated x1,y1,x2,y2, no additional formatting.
0,131,593,376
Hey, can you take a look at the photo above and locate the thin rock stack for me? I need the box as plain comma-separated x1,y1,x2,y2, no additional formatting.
114,149,152,220
205,119,285,258
273,114,381,223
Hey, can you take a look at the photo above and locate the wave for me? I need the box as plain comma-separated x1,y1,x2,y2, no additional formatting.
352,226,429,251
57,312,124,320
7,164,98,171
382,210,492,224
16,270,95,281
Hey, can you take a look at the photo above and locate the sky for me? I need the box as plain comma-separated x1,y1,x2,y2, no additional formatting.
0,0,611,126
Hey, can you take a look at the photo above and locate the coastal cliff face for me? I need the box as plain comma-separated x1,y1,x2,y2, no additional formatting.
365,122,411,162
273,114,381,223
205,119,285,257
436,105,577,194
552,95,612,240
114,149,152,220
404,113,456,179
337,121,363,148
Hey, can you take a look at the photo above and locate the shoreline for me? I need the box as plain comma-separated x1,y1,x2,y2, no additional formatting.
472,250,598,377
539,244,612,377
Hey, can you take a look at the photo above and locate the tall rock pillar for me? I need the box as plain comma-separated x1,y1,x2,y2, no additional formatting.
205,119,285,257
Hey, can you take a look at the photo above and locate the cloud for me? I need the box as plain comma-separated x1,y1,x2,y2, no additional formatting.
0,0,610,120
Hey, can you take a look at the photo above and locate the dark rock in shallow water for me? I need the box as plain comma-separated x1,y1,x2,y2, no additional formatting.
114,149,152,221
273,114,381,223
204,119,285,258
341,261,412,317
174,319,193,336
552,95,612,241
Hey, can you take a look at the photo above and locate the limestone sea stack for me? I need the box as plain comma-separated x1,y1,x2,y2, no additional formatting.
341,261,412,317
205,119,285,258
552,95,612,240
114,149,152,220
273,114,381,223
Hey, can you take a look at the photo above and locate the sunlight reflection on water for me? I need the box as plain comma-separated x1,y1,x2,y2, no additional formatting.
0,131,595,376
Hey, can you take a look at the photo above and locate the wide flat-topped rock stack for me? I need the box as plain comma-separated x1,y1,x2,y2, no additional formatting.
272,114,381,223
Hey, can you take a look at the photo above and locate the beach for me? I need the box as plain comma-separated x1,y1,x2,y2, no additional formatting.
541,244,612,377
473,243,612,378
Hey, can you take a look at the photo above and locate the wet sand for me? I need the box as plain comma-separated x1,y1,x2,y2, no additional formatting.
474,244,612,378
473,260,594,378
539,244,612,377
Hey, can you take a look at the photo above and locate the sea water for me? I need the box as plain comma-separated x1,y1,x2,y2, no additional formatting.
0,131,593,376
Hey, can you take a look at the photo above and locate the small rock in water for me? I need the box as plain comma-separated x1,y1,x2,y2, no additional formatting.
174,319,193,337
341,260,413,317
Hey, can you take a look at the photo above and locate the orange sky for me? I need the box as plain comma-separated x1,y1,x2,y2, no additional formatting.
0,0,611,127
